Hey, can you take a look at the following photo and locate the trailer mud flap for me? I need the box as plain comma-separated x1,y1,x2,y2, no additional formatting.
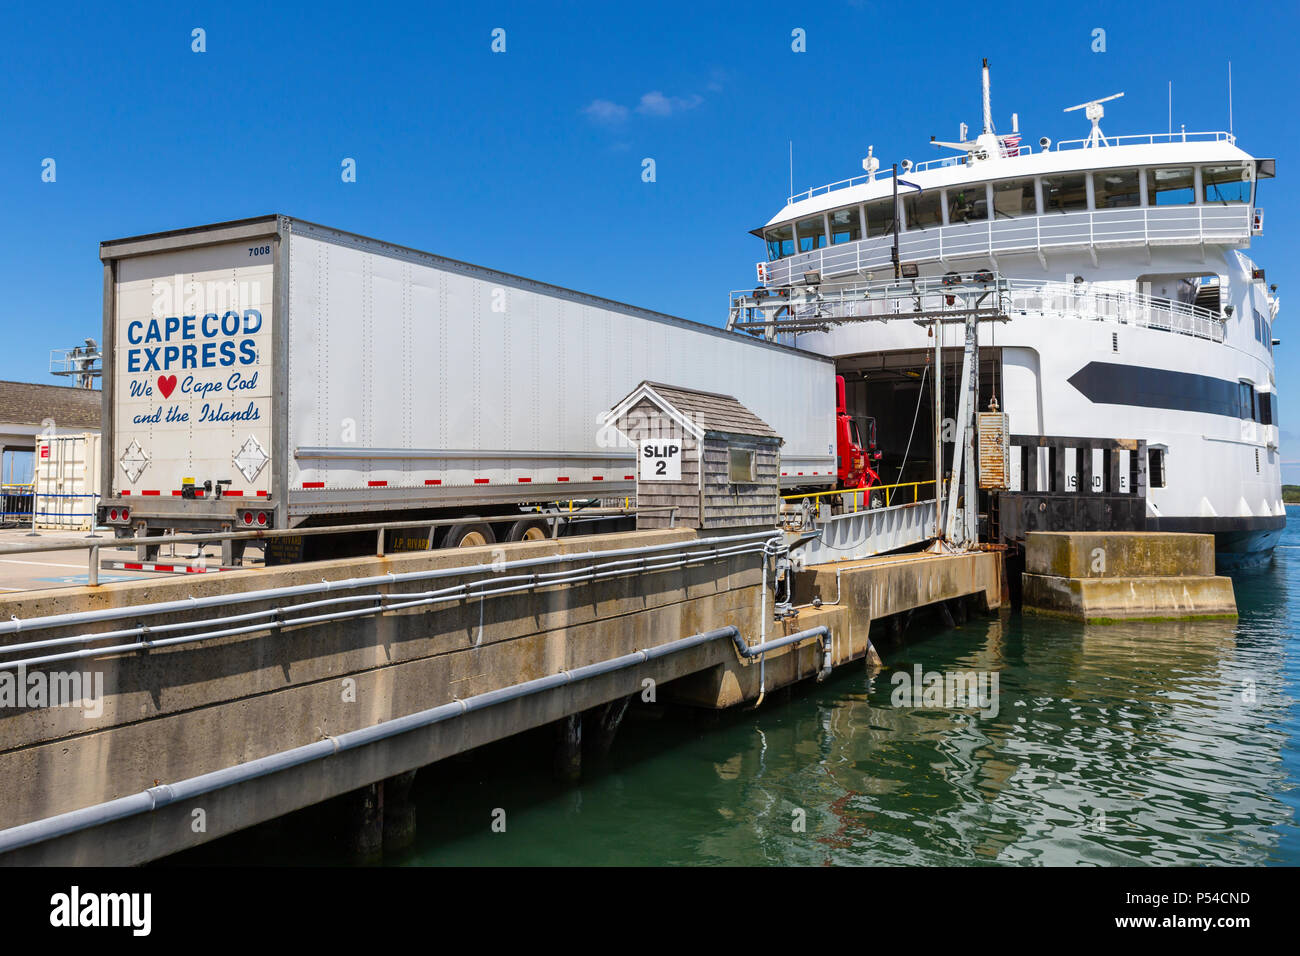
264,535,305,566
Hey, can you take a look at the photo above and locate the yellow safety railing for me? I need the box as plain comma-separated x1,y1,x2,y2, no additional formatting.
781,479,939,514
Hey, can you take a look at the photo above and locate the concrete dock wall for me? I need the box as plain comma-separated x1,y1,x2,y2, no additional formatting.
0,530,1002,865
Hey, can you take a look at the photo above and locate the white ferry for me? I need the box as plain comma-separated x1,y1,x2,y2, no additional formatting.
729,61,1282,568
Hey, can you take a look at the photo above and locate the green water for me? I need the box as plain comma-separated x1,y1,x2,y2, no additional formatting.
170,512,1299,867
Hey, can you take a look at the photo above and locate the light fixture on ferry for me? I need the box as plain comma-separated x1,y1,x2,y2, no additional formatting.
803,270,821,285
901,159,913,172
901,263,919,279
1039,136,1051,149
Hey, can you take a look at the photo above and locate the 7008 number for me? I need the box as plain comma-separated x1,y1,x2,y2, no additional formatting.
248,245,271,257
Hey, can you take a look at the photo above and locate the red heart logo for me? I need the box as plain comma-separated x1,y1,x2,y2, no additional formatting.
157,375,177,399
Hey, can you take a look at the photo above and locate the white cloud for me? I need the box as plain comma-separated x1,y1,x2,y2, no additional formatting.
635,91,703,117
582,99,630,125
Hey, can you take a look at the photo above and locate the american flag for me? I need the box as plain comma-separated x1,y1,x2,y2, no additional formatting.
1000,134,1022,157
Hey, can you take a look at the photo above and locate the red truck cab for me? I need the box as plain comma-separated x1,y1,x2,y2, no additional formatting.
835,375,881,489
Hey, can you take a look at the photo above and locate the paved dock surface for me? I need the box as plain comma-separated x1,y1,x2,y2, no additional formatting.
0,526,251,592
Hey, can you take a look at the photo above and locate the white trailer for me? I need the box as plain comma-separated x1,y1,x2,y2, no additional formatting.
98,216,837,558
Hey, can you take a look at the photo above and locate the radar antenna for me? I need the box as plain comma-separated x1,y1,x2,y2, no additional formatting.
1064,92,1124,148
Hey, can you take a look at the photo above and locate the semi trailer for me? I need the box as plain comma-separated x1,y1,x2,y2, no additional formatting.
96,216,868,562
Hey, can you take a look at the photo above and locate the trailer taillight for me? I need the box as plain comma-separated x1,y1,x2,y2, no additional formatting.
109,509,118,521
121,507,129,521
242,511,253,525
256,512,267,526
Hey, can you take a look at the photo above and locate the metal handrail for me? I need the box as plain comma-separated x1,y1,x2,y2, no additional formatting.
785,130,1236,204
0,506,680,588
758,203,1251,290
734,265,1229,342
1054,130,1235,151
782,479,938,512
786,146,1035,205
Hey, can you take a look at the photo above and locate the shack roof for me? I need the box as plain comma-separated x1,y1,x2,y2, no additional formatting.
0,381,102,429
611,381,780,441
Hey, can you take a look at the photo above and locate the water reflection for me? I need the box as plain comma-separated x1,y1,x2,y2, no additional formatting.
167,516,1298,867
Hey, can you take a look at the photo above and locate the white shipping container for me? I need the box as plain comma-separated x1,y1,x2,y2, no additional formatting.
99,216,837,537
34,432,102,531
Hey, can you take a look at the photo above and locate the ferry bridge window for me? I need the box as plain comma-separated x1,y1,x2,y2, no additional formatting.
1093,169,1140,208
1041,173,1087,213
765,223,794,261
992,178,1035,218
1259,392,1274,426
947,185,987,223
1203,165,1251,204
1238,381,1256,420
1146,167,1195,205
796,216,827,253
904,190,943,230
1148,447,1166,488
829,207,862,244
865,198,897,237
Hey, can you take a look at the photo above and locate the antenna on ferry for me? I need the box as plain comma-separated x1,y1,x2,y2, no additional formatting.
862,145,879,182
981,57,994,135
1064,91,1124,148
932,59,1015,164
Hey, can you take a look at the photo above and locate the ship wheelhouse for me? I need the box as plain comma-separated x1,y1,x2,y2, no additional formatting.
754,135,1272,289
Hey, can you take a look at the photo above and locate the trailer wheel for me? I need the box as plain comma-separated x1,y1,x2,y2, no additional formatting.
443,521,496,548
505,518,550,542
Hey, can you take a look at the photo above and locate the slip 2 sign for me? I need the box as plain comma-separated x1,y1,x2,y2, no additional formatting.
640,440,682,481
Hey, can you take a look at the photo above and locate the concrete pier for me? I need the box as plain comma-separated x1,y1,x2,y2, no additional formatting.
1020,531,1237,622
0,528,1002,864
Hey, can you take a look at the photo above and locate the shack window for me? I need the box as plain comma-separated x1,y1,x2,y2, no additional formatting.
829,206,862,244
904,190,943,230
765,223,794,261
947,184,988,222
796,216,827,253
1093,169,1141,208
1146,167,1195,205
864,198,896,237
992,177,1035,218
1041,173,1087,212
728,448,757,483
1148,448,1166,488
1203,165,1251,204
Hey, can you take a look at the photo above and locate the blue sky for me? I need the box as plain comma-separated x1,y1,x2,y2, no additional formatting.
3,0,1298,478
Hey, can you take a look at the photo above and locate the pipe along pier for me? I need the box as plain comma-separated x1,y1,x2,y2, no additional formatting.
0,526,1002,864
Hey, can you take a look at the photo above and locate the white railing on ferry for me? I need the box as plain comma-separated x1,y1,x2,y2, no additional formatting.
786,147,1033,205
785,132,1235,205
1053,130,1236,151
730,275,1225,343
760,205,1252,289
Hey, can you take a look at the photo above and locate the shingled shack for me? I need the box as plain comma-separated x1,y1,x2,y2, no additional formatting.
607,381,783,532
